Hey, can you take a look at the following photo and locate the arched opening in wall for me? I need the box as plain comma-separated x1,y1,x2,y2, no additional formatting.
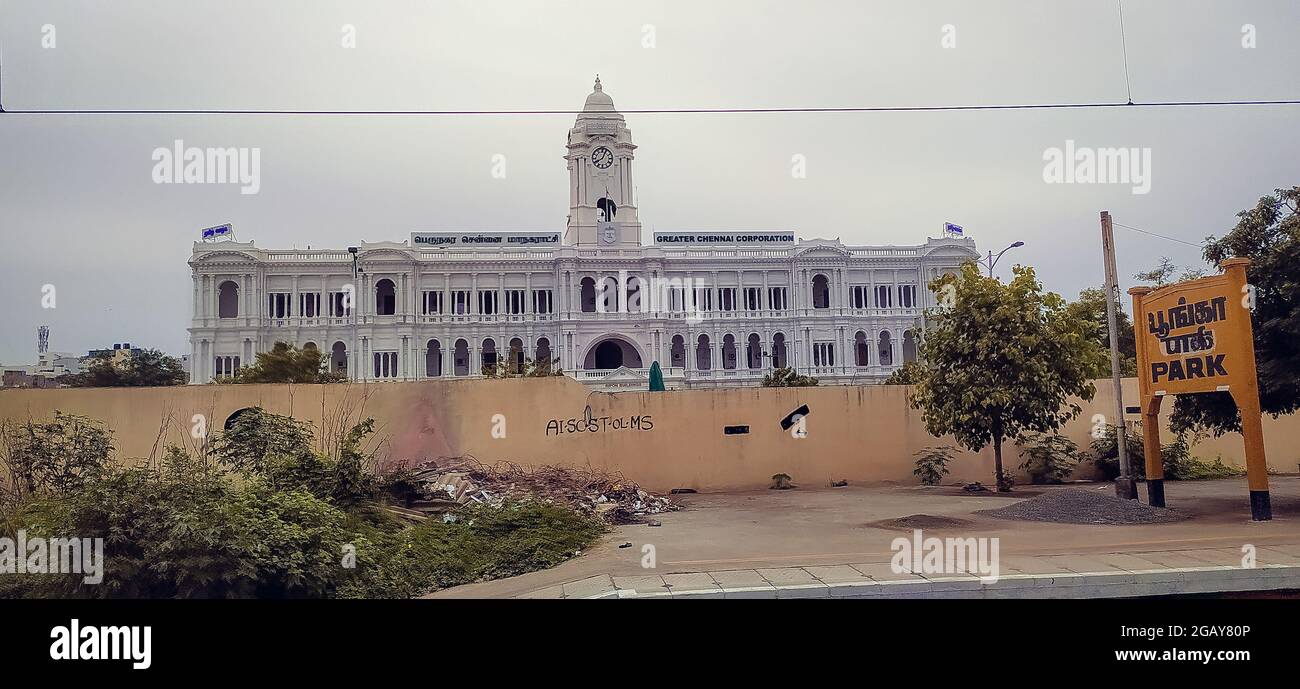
583,337,643,370
481,338,498,373
535,337,552,373
600,276,620,313
670,335,685,368
771,333,787,368
597,196,617,222
902,330,918,363
626,276,643,313
879,330,894,367
303,342,318,352
509,337,524,374
453,339,469,376
855,331,869,367
812,274,830,309
746,333,762,369
696,334,712,370
594,341,623,369
375,279,396,316
224,407,255,431
426,339,442,377
218,281,240,319
722,334,738,370
580,277,597,313
330,341,348,374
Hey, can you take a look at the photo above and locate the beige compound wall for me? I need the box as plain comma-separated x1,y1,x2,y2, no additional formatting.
1,378,1295,492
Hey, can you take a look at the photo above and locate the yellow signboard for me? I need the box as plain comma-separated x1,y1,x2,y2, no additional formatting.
1129,258,1270,520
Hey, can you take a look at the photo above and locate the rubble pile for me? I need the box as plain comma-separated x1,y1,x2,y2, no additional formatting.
405,457,678,525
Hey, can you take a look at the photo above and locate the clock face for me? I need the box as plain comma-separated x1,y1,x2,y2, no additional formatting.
591,146,614,169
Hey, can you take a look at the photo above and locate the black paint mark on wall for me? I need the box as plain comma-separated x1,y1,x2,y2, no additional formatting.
724,425,750,435
780,404,810,431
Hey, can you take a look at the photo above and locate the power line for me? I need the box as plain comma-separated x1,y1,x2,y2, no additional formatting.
2,98,1299,116
1117,0,1134,105
1113,222,1204,248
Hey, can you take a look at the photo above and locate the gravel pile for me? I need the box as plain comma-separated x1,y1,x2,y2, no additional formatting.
977,488,1185,525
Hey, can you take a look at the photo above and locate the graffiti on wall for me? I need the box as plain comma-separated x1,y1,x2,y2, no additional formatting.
545,405,654,436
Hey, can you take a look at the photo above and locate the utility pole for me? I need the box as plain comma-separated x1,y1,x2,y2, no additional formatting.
1101,211,1136,499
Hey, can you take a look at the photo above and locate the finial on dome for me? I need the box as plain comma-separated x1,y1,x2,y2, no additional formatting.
594,75,602,91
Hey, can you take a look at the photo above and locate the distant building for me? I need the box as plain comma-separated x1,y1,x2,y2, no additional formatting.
188,79,978,388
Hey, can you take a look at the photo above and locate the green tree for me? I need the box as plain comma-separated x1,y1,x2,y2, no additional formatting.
907,263,1105,491
760,366,818,387
1134,257,1206,286
1064,287,1137,377
63,349,186,388
883,360,924,385
1171,187,1300,436
222,342,344,384
481,356,563,378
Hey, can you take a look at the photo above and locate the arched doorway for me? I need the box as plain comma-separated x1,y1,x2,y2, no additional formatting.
855,331,869,367
879,331,894,367
903,330,918,363
375,279,396,315
218,281,240,318
746,333,762,369
812,274,830,309
453,339,469,376
670,335,685,368
696,334,712,370
582,336,644,370
771,333,787,368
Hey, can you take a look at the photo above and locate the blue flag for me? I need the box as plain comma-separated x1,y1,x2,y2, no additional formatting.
944,222,964,236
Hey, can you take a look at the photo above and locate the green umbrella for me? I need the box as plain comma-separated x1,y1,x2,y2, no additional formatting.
648,361,666,391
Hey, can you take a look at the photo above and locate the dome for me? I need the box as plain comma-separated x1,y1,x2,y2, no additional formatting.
582,76,616,112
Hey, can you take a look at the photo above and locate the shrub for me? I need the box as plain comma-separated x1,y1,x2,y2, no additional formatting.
0,413,113,503
1017,431,1082,484
1089,424,1146,481
761,367,818,387
913,446,954,486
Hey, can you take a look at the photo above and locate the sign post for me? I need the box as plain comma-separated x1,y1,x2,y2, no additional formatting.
1128,258,1270,520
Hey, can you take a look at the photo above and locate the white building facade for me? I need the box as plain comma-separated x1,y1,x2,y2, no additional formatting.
188,79,979,388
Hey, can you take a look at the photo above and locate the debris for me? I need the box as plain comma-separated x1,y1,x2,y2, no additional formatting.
770,473,796,490
830,479,848,487
962,482,990,493
403,457,679,525
979,489,1185,525
647,520,662,527
670,488,697,494
619,542,632,548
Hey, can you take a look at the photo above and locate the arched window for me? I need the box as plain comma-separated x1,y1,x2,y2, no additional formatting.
218,281,240,319
600,276,620,313
879,331,894,367
771,333,787,368
696,334,712,370
481,338,497,372
580,277,597,313
426,340,442,377
509,337,525,374
331,342,348,374
536,337,553,373
627,276,643,313
855,331,869,367
670,335,685,368
903,330,918,363
722,334,738,370
746,333,762,369
375,279,396,316
812,274,830,309
453,339,470,376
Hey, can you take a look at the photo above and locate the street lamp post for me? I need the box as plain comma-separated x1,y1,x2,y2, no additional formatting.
984,241,1025,277
348,246,359,381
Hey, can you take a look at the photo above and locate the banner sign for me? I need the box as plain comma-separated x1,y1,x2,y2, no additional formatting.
1134,276,1243,395
200,223,233,240
412,232,560,249
653,232,795,245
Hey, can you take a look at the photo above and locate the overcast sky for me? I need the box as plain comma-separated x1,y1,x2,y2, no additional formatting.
1,0,1297,362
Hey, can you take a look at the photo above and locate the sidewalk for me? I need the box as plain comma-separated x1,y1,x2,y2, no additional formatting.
514,543,1300,598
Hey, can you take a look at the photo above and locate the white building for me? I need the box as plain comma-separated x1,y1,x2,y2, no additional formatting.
189,78,978,388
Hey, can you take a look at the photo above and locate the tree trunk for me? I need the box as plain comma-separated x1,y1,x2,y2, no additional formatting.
993,434,1006,492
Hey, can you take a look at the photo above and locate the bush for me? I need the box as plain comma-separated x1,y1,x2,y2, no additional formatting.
1018,432,1082,484
761,367,818,387
0,413,113,505
1090,424,1145,481
913,446,954,486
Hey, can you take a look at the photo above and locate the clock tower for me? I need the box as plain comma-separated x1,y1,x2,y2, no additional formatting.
565,77,641,247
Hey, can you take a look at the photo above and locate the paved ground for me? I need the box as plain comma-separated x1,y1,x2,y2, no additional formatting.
428,476,1300,599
